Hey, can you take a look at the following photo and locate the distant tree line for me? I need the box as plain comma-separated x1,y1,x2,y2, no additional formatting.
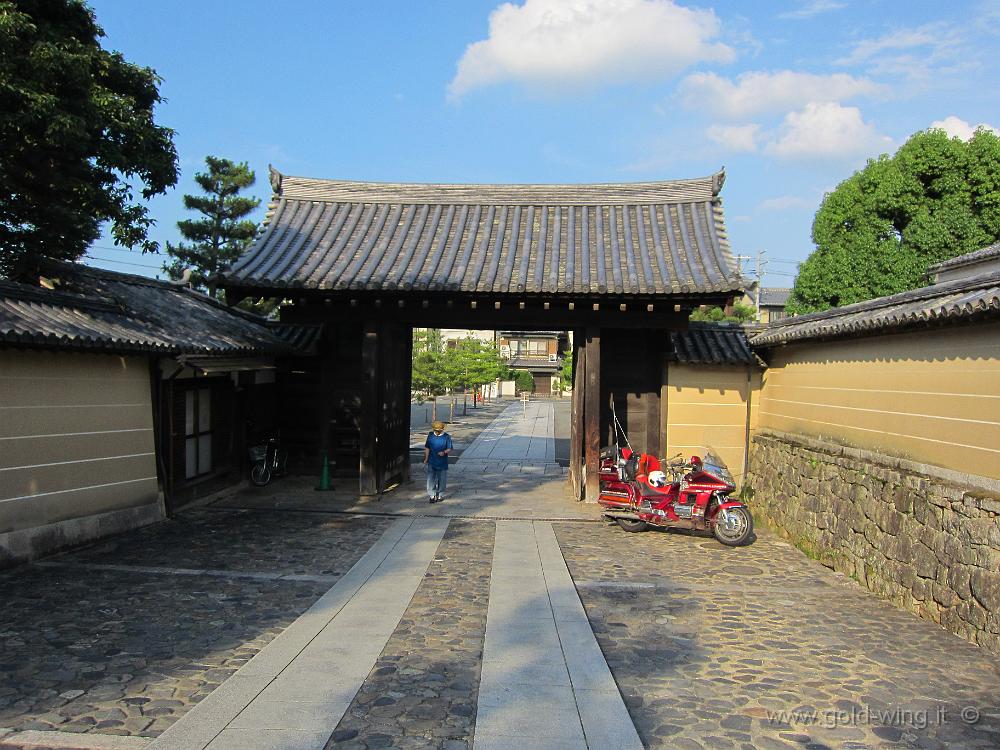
411,331,510,402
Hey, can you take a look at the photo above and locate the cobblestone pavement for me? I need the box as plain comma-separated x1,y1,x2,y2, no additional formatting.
0,509,390,740
555,522,1000,750
326,519,494,750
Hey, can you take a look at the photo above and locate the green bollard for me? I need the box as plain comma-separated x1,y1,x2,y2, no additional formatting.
315,451,334,491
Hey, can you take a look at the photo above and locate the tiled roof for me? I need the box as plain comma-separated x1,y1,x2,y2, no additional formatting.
220,168,743,297
759,287,792,307
0,263,292,355
751,271,1000,347
269,322,324,355
927,242,1000,274
670,323,758,365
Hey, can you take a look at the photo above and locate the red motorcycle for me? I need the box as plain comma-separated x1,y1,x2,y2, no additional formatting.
597,414,753,546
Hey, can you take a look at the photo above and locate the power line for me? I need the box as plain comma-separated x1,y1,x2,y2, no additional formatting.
87,244,165,256
85,255,164,271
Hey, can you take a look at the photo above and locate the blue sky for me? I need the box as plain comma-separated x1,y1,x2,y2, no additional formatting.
84,0,1000,288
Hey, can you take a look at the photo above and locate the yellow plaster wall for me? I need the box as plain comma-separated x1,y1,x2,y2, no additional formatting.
664,364,758,484
0,350,160,534
756,322,1000,481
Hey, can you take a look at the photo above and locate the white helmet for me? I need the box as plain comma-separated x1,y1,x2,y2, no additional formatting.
648,470,668,488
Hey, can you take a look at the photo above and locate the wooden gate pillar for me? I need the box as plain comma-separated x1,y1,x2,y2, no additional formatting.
360,321,379,496
569,328,585,500
584,327,601,502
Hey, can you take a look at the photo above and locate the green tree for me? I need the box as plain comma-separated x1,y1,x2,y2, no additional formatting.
0,0,178,277
689,302,757,323
560,350,573,390
411,329,447,400
441,337,506,400
163,156,260,297
513,369,534,394
788,127,1000,314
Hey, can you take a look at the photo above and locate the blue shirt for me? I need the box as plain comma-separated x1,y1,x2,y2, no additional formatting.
425,431,453,470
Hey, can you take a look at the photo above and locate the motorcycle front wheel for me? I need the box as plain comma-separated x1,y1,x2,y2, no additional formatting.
616,518,649,532
250,462,272,487
713,506,753,546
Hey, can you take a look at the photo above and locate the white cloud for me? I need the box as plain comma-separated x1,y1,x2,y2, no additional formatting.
448,0,734,99
757,195,815,211
679,70,884,119
777,1,847,20
764,102,893,159
837,24,955,67
836,23,968,87
707,123,761,152
930,115,1000,140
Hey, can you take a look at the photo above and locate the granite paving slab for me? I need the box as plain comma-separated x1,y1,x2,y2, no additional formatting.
325,519,494,749
149,517,449,750
474,521,641,750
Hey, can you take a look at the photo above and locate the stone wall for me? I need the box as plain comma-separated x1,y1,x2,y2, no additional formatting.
745,430,1000,654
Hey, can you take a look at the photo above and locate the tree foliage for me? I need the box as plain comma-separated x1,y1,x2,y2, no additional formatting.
559,350,573,390
0,0,177,277
690,302,757,323
788,127,1000,314
513,369,534,394
163,156,260,297
411,331,507,400
411,329,447,400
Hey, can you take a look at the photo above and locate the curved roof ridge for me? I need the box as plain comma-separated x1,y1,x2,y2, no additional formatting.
268,165,726,206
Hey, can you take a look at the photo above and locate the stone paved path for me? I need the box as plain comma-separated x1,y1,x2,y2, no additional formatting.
148,517,449,750
325,520,493,749
474,520,641,750
6,400,1000,750
555,522,1000,750
459,401,555,464
0,511,389,742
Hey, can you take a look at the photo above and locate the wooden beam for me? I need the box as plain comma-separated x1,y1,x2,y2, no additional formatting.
569,329,585,500
645,338,662,458
584,327,601,503
359,321,379,496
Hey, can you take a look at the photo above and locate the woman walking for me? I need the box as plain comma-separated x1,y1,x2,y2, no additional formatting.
423,420,453,503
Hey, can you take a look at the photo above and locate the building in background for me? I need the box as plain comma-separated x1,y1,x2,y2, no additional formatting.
758,288,792,323
498,330,569,395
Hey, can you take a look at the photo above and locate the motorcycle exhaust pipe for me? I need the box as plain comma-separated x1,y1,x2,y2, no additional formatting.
602,510,643,522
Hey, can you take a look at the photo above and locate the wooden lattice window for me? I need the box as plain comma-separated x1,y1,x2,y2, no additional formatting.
184,388,212,479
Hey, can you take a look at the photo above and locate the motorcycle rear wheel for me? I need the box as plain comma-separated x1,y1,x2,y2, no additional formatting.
713,506,753,546
250,462,272,487
616,518,649,532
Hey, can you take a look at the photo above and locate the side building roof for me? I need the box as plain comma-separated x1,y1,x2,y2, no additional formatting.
220,168,744,298
752,269,1000,348
0,262,292,356
670,323,759,366
927,241,1000,275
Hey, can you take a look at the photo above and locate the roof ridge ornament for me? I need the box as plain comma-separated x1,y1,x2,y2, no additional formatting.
269,164,283,195
712,168,726,196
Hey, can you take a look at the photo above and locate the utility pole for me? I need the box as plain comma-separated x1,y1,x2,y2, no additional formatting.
734,254,753,278
755,250,769,318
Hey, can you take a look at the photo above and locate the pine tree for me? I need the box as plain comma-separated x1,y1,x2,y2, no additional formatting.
164,156,260,297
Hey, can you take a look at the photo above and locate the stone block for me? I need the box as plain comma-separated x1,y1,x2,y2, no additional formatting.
912,543,938,579
893,486,913,514
948,566,972,600
970,569,1000,611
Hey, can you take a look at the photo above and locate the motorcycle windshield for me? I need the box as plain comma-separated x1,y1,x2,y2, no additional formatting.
701,447,734,485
